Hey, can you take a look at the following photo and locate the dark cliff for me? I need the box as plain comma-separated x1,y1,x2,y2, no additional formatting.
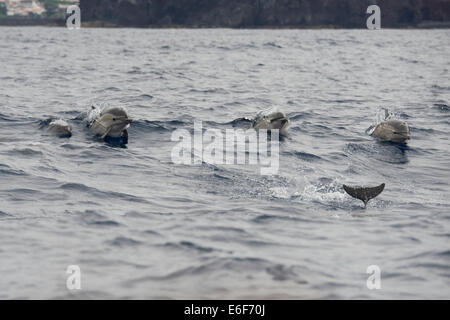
80,0,450,28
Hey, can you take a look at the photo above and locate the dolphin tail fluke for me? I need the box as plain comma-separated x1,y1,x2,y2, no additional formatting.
343,183,385,208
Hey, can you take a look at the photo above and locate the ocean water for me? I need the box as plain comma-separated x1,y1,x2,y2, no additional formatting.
0,27,449,299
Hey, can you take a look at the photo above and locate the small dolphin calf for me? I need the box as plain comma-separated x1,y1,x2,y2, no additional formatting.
87,106,133,140
41,119,72,138
252,111,290,136
343,183,385,208
372,120,411,143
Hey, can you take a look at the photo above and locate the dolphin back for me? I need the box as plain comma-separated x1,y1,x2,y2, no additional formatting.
343,183,385,207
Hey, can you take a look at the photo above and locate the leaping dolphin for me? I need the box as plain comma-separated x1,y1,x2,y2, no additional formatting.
372,120,411,143
343,183,385,208
371,109,411,143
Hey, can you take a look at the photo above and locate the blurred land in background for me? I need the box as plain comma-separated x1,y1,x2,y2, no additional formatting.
0,0,77,26
0,0,449,28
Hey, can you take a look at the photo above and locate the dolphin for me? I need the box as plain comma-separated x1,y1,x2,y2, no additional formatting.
87,106,133,140
41,119,72,138
371,120,411,143
343,183,385,208
370,109,411,143
251,111,290,136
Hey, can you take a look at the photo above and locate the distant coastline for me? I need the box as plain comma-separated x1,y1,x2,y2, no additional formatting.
1,18,450,29
0,16,64,26
2,0,450,29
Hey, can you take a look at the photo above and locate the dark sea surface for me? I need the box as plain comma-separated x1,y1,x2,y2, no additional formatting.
0,27,449,299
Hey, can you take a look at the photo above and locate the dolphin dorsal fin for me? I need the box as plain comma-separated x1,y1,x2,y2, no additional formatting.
343,183,385,208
